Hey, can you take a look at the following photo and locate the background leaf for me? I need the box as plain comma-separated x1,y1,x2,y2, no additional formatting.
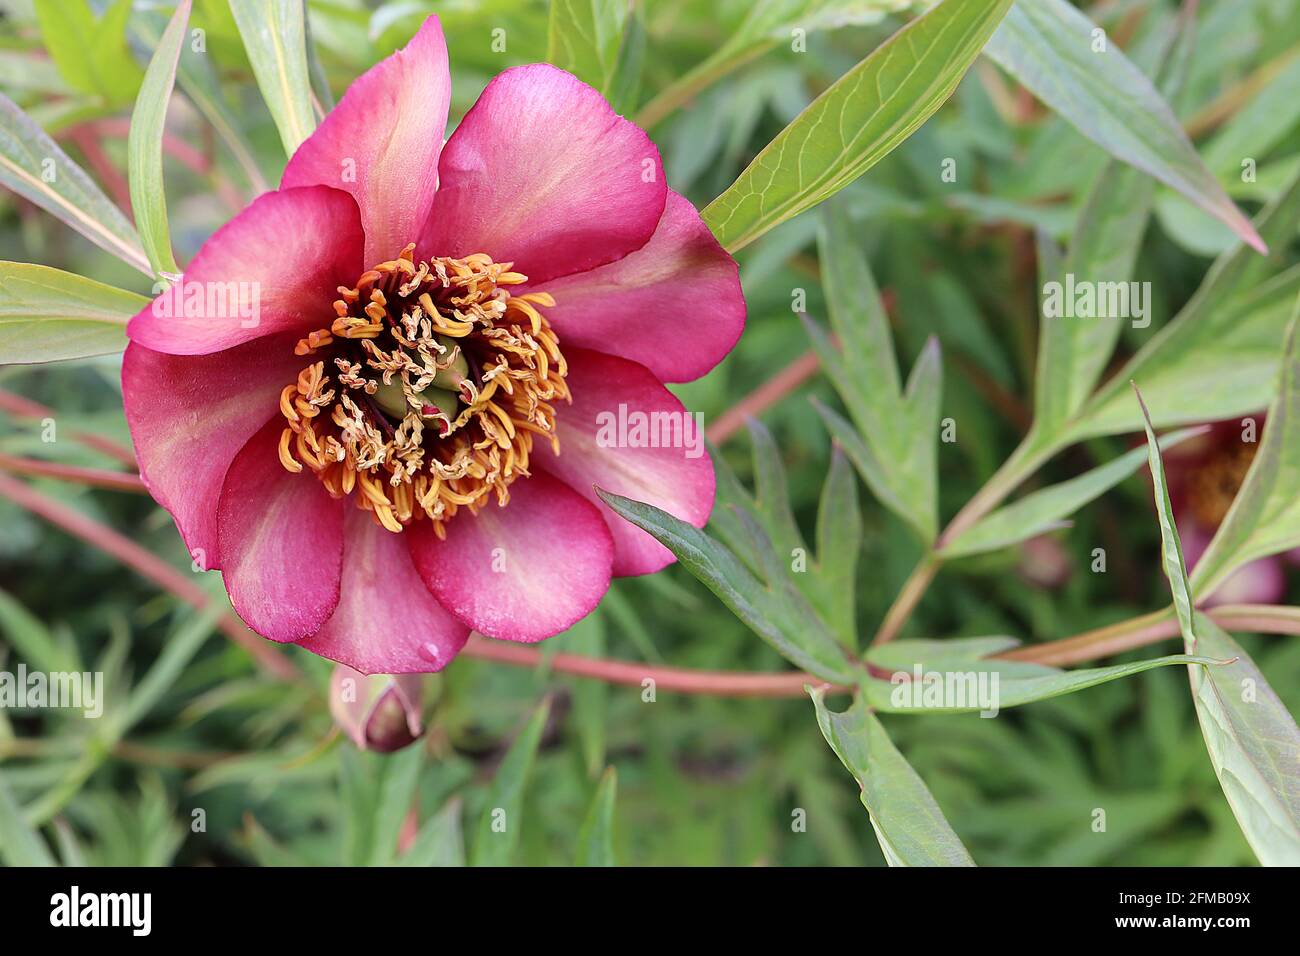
0,95,150,275
575,767,618,866
229,0,317,157
811,686,975,866
701,0,1015,252
471,697,551,867
0,262,144,364
985,0,1264,252
127,0,191,278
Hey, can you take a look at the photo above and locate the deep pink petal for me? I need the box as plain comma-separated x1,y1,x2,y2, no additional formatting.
127,186,363,355
217,421,344,642
122,334,307,567
538,193,744,382
282,16,450,266
300,508,470,673
408,471,613,642
420,64,665,284
536,349,715,576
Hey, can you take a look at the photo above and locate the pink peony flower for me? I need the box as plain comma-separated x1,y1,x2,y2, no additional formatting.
123,17,744,673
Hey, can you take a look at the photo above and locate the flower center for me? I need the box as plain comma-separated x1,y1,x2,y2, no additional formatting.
277,243,568,536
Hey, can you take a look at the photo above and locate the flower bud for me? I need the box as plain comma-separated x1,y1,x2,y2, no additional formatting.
330,664,424,752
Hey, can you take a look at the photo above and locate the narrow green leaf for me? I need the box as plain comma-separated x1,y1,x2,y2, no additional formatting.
367,744,425,866
1136,390,1300,865
1185,616,1300,866
471,697,551,867
940,427,1203,558
811,686,975,866
566,611,608,777
132,14,269,195
0,95,150,276
861,637,1216,714
701,0,1015,253
1134,383,1196,639
229,0,317,157
815,445,861,649
33,0,142,107
0,587,79,673
807,204,942,541
985,0,1264,253
637,0,919,128
1190,300,1300,597
128,0,190,278
575,767,618,867
1071,166,1300,439
546,0,630,94
597,488,859,683
399,798,465,867
746,417,805,556
0,262,143,364
0,770,55,867
1030,11,1196,434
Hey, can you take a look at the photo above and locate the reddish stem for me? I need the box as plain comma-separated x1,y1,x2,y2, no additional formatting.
0,453,146,493
461,635,843,697
707,349,821,445
0,388,138,467
0,470,299,681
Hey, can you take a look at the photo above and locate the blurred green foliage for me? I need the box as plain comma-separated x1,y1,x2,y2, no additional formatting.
1,0,1299,866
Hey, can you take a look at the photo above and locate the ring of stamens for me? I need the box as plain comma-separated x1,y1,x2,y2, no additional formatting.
277,243,568,537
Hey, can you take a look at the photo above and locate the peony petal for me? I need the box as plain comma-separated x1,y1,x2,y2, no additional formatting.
217,421,344,642
127,186,363,355
538,193,745,382
408,471,613,642
300,508,469,673
535,349,715,575
122,334,308,567
282,16,451,266
420,63,665,284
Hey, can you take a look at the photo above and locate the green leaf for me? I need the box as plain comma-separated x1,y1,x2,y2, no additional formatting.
1070,166,1300,440
1184,616,1300,866
597,488,859,683
637,0,920,128
566,611,608,777
1190,300,1300,597
132,13,269,195
701,0,1015,253
0,95,150,276
575,767,618,867
1029,12,1196,435
1136,389,1300,865
0,770,55,867
128,0,190,278
807,204,942,542
546,0,630,94
861,636,1216,714
0,262,143,364
399,798,465,867
939,427,1203,558
984,0,1264,253
815,445,861,649
367,745,425,866
471,697,551,867
1134,384,1197,639
33,0,143,107
811,686,975,866
229,0,317,157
